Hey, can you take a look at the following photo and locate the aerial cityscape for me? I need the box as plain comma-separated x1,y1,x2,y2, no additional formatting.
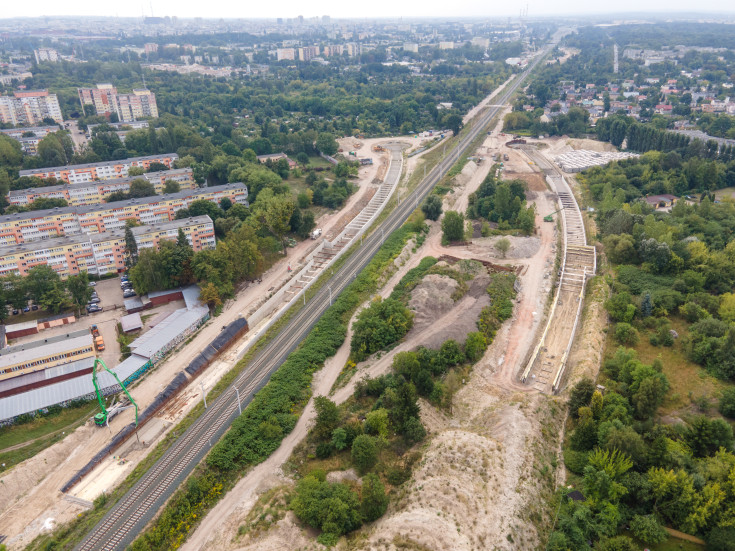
0,6,735,551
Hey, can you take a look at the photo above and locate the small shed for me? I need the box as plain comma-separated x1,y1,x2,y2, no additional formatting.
4,320,39,340
148,288,184,307
38,313,75,330
643,194,678,209
120,313,143,334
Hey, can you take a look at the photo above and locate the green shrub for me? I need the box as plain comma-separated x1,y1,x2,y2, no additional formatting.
464,331,487,362
360,473,389,522
614,323,639,345
291,474,362,544
719,388,735,418
350,298,414,362
351,435,379,474
563,449,589,474
629,514,667,545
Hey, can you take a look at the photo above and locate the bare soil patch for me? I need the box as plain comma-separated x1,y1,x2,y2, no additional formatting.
407,270,490,350
503,170,548,192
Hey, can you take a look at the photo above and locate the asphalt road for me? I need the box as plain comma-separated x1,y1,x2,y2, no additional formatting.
76,41,555,551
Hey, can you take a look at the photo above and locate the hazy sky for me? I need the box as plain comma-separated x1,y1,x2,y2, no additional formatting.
3,0,735,19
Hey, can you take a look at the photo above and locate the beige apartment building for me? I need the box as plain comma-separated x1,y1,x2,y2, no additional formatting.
0,90,63,125
77,84,159,122
0,215,215,278
9,168,196,206
19,153,179,184
0,182,248,247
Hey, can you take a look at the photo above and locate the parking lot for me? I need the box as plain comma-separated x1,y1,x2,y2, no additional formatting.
5,275,197,370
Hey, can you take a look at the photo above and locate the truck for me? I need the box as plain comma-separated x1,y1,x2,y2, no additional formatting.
95,335,105,352
311,228,322,240
90,324,100,337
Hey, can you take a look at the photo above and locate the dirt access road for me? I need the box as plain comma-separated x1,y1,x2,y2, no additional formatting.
182,127,562,551
0,146,391,550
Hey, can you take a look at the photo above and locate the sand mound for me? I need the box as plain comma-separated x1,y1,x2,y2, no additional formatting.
408,274,458,332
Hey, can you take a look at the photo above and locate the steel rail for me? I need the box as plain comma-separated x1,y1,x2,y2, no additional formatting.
76,42,554,551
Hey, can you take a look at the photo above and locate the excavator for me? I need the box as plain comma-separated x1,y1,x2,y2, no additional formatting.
92,357,138,427
544,206,565,223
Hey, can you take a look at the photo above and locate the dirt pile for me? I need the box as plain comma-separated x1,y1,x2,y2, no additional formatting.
406,268,490,349
408,274,458,331
363,392,564,551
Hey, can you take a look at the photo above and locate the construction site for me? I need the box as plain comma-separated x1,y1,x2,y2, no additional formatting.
0,133,421,549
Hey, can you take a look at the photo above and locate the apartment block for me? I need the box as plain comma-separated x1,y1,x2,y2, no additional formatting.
0,90,63,125
144,43,159,54
0,215,215,279
9,168,196,207
0,329,94,382
77,84,159,122
19,153,179,184
277,48,296,61
323,44,343,57
0,126,60,155
345,43,361,57
298,46,320,61
34,48,60,63
0,183,247,246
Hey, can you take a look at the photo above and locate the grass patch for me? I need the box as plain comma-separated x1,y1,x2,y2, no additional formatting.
601,317,731,415
648,537,705,551
0,401,98,471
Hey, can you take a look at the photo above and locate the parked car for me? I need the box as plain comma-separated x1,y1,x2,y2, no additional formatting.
88,281,96,287
88,297,101,304
123,290,137,298
86,304,102,313
31,305,38,311
12,309,19,315
23,306,30,313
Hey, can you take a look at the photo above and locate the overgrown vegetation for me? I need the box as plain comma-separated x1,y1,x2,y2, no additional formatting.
124,222,426,551
555,356,735,550
467,164,535,235
282,258,517,546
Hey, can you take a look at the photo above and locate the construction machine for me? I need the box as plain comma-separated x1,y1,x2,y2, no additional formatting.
92,358,138,427
544,207,564,223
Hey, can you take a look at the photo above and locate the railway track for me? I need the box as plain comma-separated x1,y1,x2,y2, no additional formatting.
76,42,555,551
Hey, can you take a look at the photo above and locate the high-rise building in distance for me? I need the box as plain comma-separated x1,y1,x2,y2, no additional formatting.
77,84,159,122
0,90,63,125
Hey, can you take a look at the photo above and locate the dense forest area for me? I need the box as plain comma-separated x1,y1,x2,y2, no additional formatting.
552,140,735,550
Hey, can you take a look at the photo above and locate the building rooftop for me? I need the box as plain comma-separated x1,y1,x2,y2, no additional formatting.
120,313,143,333
0,356,94,395
129,305,209,358
0,183,246,224
19,153,179,177
0,216,213,255
0,331,93,369
0,353,150,422
8,168,194,199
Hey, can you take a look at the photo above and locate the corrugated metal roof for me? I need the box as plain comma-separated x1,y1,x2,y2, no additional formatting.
124,297,144,311
0,334,93,369
120,313,143,333
3,320,37,333
0,354,149,421
129,306,208,358
0,356,94,393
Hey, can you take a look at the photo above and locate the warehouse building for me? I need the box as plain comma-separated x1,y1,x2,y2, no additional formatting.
0,329,95,382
